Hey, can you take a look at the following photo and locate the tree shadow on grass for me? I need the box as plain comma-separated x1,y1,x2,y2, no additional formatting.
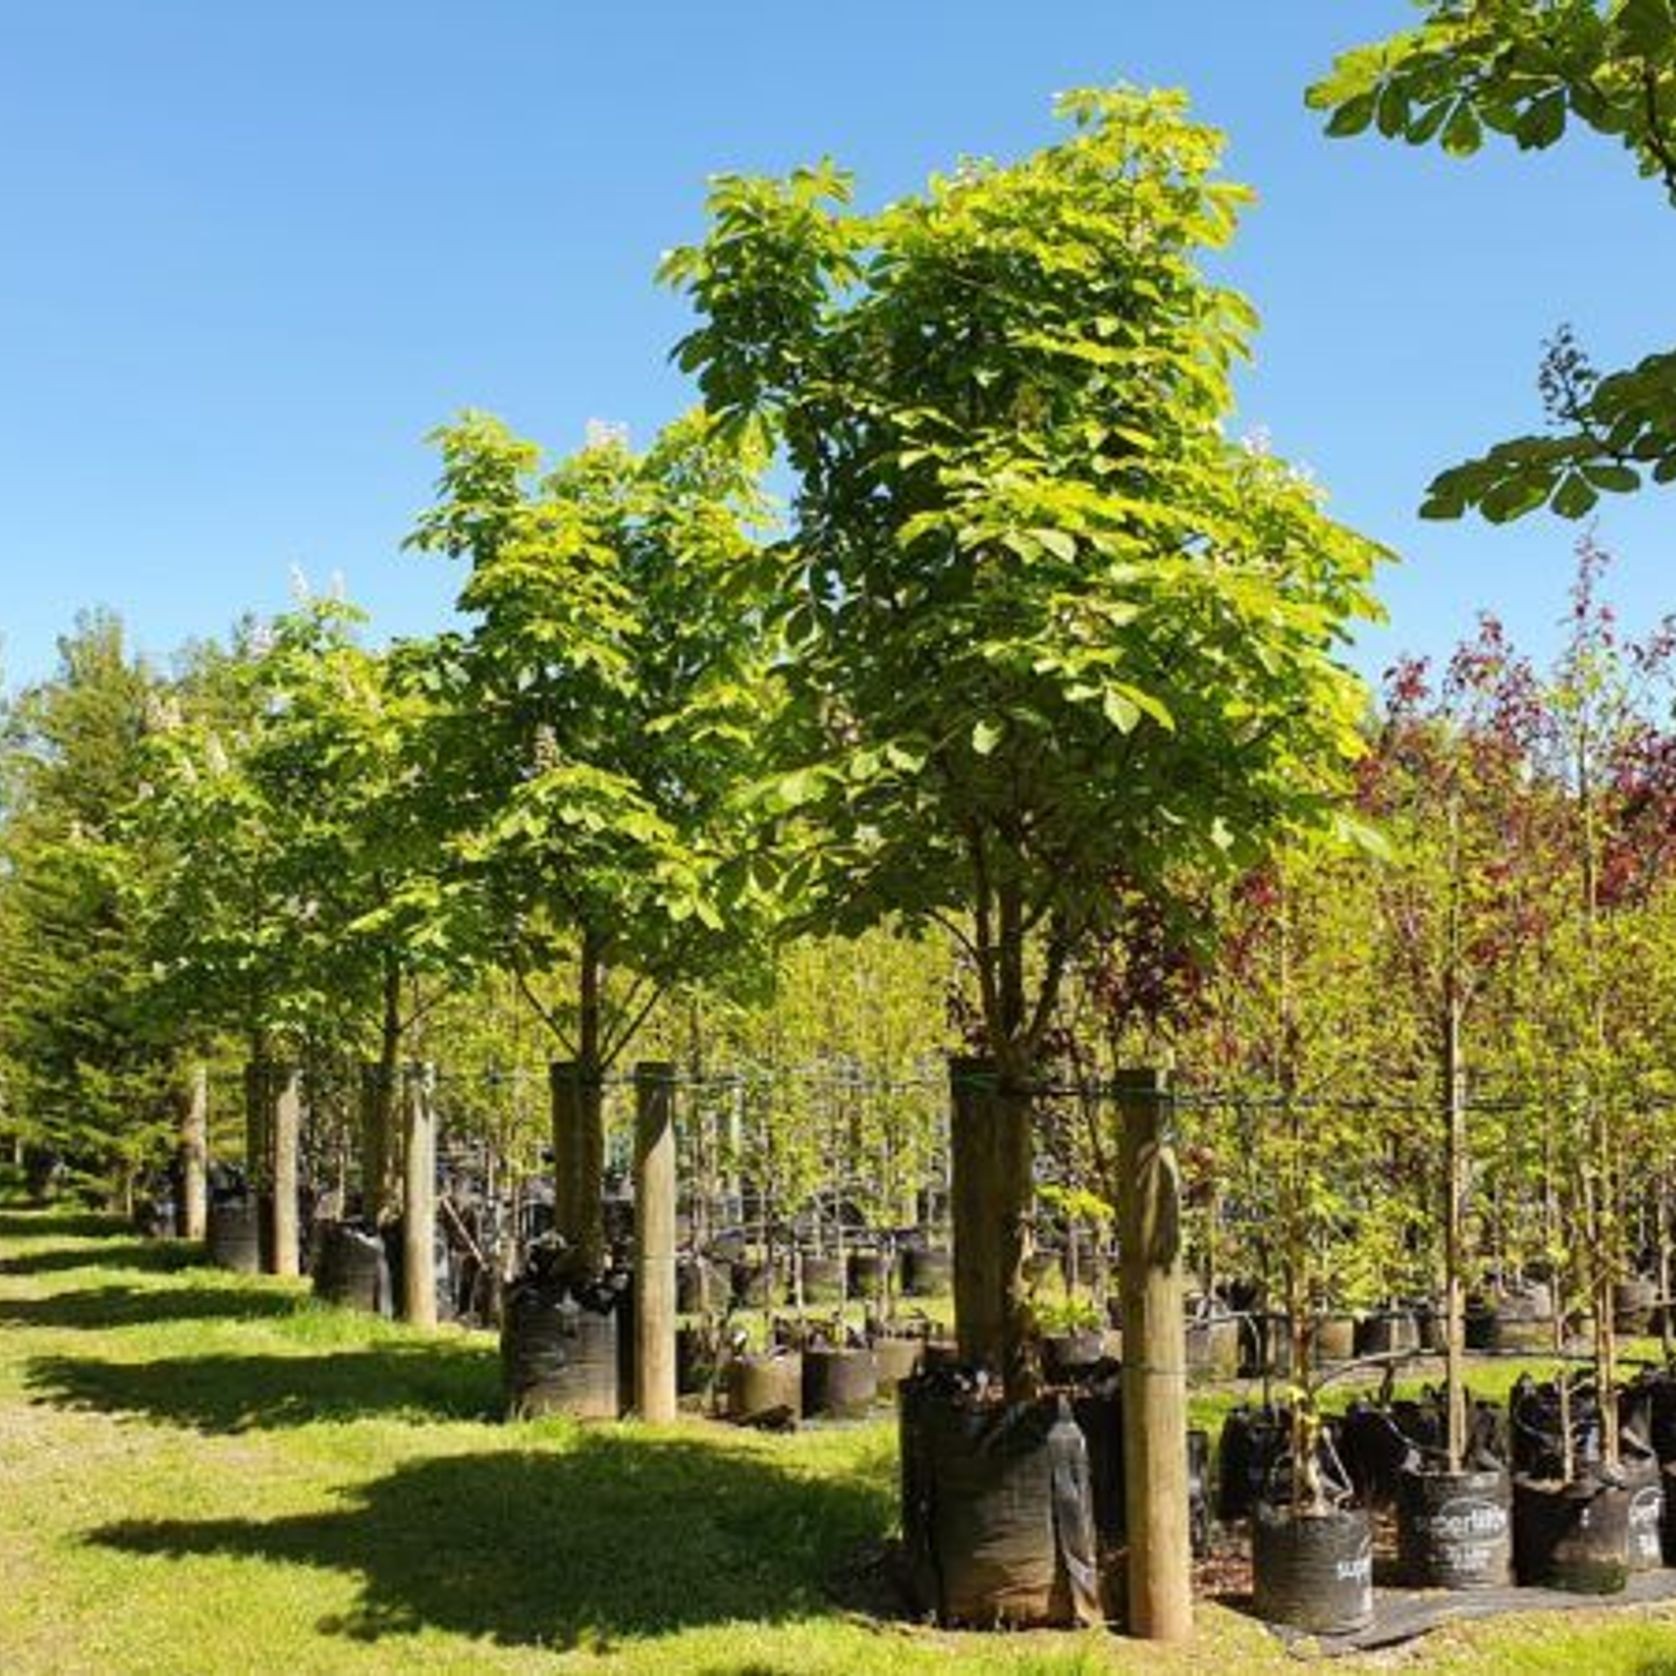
27,1341,502,1431
90,1432,893,1651
0,1210,126,1241
0,1238,203,1278
0,1283,301,1331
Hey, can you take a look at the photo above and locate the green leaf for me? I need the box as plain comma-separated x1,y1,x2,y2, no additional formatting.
1031,528,1077,563
1441,100,1483,157
1325,91,1377,137
1516,90,1567,150
1102,690,1140,734
1551,472,1600,519
1581,462,1641,492
972,720,1003,756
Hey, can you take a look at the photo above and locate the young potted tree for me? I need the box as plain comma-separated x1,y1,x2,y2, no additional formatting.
664,84,1384,1635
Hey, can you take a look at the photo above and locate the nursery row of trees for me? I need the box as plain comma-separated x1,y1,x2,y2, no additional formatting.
0,89,1384,1369
4,60,1676,1406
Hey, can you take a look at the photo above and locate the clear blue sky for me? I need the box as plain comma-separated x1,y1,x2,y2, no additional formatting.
2,0,1672,693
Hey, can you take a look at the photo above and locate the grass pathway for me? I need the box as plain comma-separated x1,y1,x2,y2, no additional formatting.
2,1207,1675,1673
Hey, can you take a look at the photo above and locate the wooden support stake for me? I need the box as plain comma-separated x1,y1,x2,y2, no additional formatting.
402,1062,437,1328
1116,1067,1192,1643
270,1066,302,1278
634,1061,678,1423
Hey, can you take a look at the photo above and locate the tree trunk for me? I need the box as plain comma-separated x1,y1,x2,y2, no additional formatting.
1117,1067,1192,1643
401,1063,437,1327
243,1054,270,1193
550,1061,607,1275
1443,984,1468,1473
363,961,403,1222
179,1062,209,1241
634,1061,677,1422
948,1056,1032,1387
269,1066,301,1277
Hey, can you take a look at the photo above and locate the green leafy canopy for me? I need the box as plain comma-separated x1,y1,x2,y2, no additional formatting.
1309,1,1676,522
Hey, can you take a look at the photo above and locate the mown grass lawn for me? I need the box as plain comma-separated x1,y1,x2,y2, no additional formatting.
3,1207,1676,1674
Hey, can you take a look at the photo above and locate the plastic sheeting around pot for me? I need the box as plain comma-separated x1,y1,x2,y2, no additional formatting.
900,1375,1102,1629
1624,1454,1666,1573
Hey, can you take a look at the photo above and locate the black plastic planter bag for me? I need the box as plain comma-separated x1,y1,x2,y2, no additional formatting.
900,1379,1102,1629
1252,1502,1374,1636
501,1276,621,1421
206,1195,261,1274
312,1221,392,1316
1513,1473,1630,1593
1396,1465,1513,1589
1624,1453,1665,1572
802,1346,878,1419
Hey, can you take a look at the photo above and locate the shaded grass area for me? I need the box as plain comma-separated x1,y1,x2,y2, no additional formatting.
27,1341,502,1431
93,1432,892,1649
4,1204,1676,1674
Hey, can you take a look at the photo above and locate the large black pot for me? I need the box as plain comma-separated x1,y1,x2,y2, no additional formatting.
1615,1277,1659,1337
795,1255,845,1305
1513,1474,1630,1593
1624,1454,1665,1572
1218,1406,1290,1524
1041,1330,1107,1385
311,1220,391,1315
1355,1311,1419,1359
848,1250,888,1297
900,1379,1101,1628
870,1333,925,1394
728,1350,802,1428
1396,1466,1513,1589
1251,1502,1374,1636
802,1346,878,1419
206,1196,261,1274
501,1284,620,1420
1185,1314,1241,1380
901,1247,952,1298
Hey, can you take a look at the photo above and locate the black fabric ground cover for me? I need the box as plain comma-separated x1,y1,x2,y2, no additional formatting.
1250,1568,1676,1655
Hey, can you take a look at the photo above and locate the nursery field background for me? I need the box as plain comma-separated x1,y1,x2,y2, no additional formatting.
4,1202,1675,1676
